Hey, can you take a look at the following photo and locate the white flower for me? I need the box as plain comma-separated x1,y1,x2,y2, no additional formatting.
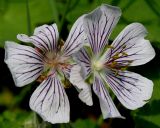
4,16,85,124
70,4,155,119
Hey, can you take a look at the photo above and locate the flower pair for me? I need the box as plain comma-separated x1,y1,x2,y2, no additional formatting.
5,4,155,124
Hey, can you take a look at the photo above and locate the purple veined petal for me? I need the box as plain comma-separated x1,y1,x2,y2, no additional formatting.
74,48,91,78
101,70,153,110
62,15,86,57
83,4,121,54
17,24,59,53
103,23,155,66
60,64,75,79
69,65,93,106
29,73,70,124
92,75,123,118
4,41,44,87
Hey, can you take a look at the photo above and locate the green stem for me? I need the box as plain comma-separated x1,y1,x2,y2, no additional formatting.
33,112,48,128
26,0,31,36
121,0,136,12
32,112,39,128
97,0,102,5
41,120,47,128
145,0,160,17
49,0,59,24
59,0,71,34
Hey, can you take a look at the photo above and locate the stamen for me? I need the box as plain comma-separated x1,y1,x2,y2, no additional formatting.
37,75,47,83
128,60,133,63
120,67,127,71
112,52,120,59
35,47,45,55
108,61,117,68
58,39,65,50
115,70,119,76
122,52,128,56
111,69,119,76
63,79,72,88
122,45,126,49
60,39,65,45
106,45,114,49
106,51,134,76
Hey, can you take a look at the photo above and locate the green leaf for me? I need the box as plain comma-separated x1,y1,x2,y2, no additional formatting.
134,117,160,128
110,0,160,47
0,0,53,47
0,110,32,128
71,118,98,128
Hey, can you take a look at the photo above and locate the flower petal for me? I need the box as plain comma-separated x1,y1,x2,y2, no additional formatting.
60,64,75,79
83,4,121,54
30,74,70,124
93,76,123,118
101,70,153,110
103,23,155,66
4,41,44,87
62,15,85,56
17,24,59,52
69,65,93,106
74,48,91,78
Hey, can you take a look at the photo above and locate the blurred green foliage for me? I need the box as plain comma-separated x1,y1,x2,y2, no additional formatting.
0,0,160,128
0,0,160,46
0,110,32,128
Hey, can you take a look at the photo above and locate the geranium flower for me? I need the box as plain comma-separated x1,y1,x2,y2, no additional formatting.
4,16,86,123
70,4,155,118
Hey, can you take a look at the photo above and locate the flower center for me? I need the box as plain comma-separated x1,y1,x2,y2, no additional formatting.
44,51,69,71
37,51,69,82
93,60,103,71
44,52,59,68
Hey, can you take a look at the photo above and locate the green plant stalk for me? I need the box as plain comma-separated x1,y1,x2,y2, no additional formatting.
49,0,60,24
145,0,160,17
59,0,71,34
26,0,32,36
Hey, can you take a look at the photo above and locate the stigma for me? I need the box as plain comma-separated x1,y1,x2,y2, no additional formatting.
93,60,104,71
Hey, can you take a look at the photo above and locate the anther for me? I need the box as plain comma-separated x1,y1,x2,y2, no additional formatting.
122,52,128,56
122,45,126,49
106,45,114,49
112,53,120,59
